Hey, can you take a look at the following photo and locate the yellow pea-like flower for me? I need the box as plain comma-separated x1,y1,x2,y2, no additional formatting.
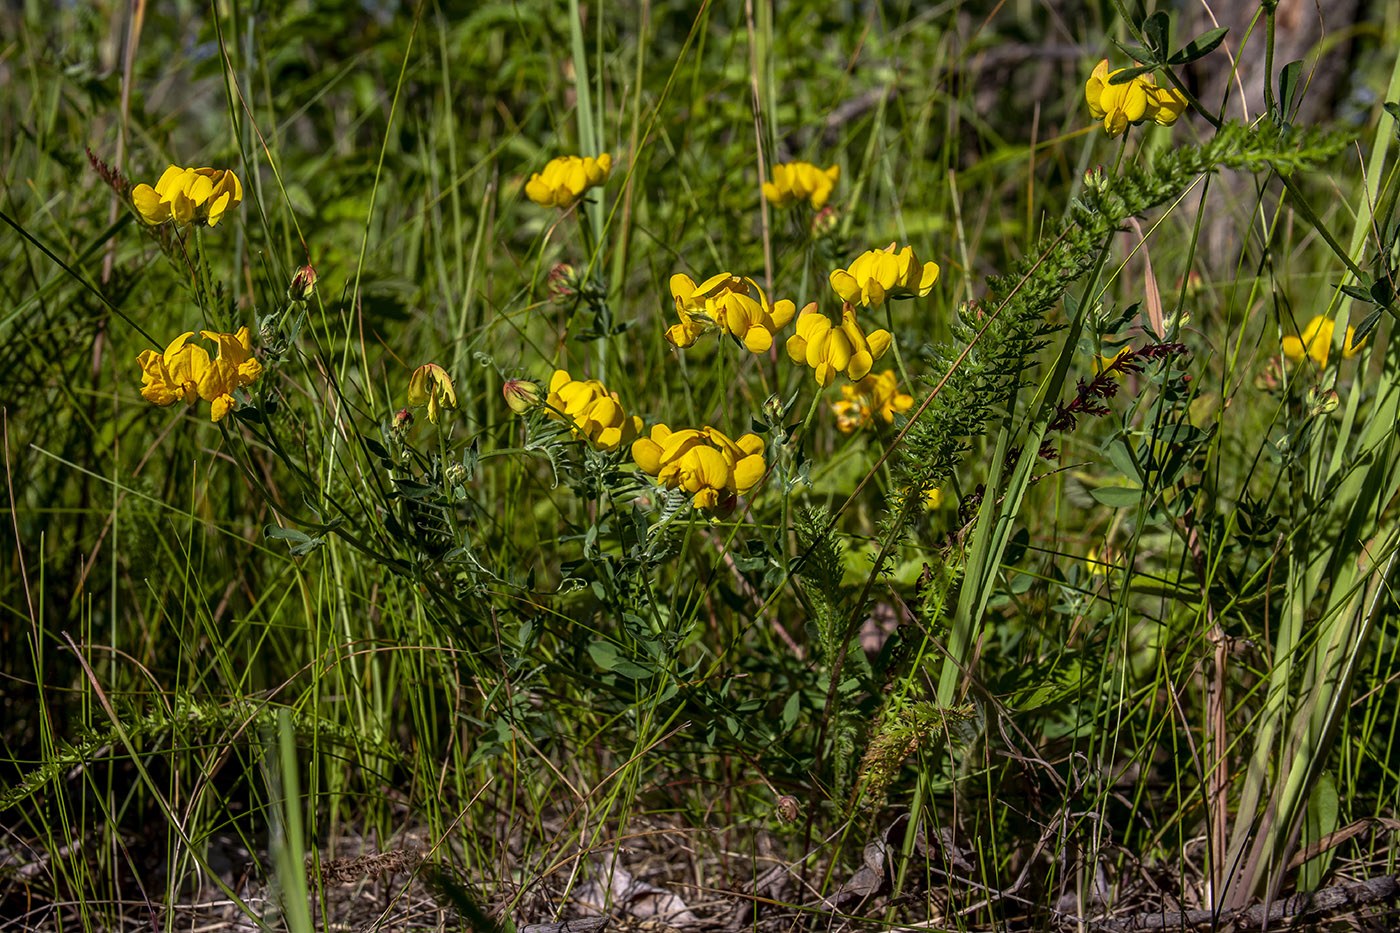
786,303,893,387
763,161,841,209
829,243,939,308
830,369,914,433
136,327,262,422
1085,60,1190,136
667,273,796,354
132,165,243,227
1281,315,1364,367
545,370,642,451
408,363,458,424
632,424,765,511
524,153,613,208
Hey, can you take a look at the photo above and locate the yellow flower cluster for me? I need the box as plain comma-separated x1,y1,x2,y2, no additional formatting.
829,243,940,308
1084,60,1188,136
763,161,841,209
632,424,765,511
1282,315,1364,366
546,370,643,451
667,273,798,353
525,153,613,208
830,370,913,433
132,165,243,226
408,363,458,423
786,304,893,386
137,328,263,422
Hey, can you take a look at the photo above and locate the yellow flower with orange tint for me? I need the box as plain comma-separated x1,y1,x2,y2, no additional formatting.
132,165,243,226
667,273,796,353
524,154,613,208
830,370,913,433
829,243,940,308
1085,60,1189,135
763,161,841,209
785,303,893,386
1281,315,1364,367
408,363,458,424
545,370,642,451
631,424,765,511
136,327,261,422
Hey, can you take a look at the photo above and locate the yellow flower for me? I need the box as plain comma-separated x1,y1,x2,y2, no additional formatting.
545,370,642,451
132,165,243,226
138,333,204,408
924,486,944,510
408,363,458,424
666,273,797,353
136,327,261,422
1085,60,1189,135
631,424,765,511
200,327,263,421
763,161,841,209
1281,315,1364,367
524,153,613,208
830,370,913,433
1146,83,1189,126
785,303,893,386
829,243,940,308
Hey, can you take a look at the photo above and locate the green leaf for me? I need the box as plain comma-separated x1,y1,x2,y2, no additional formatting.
1142,11,1171,56
1168,26,1228,65
587,640,651,679
1300,771,1339,890
1107,37,1152,63
1278,60,1304,117
1354,308,1383,343
1090,485,1143,508
1108,64,1159,85
1103,436,1143,485
1339,282,1375,304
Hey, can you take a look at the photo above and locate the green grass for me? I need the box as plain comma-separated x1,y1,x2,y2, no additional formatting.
3,1,1400,930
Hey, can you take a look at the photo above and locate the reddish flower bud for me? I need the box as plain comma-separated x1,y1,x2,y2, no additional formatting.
288,264,318,302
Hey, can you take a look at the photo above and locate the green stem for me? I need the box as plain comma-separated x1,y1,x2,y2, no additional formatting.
885,302,912,389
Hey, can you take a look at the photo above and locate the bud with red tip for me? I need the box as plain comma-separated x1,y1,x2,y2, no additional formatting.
503,379,542,414
288,264,318,302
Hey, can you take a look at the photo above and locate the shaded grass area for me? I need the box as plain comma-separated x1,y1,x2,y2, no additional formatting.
3,0,1400,930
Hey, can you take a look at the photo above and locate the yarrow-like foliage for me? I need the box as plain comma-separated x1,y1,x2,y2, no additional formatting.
1281,314,1364,366
1084,60,1188,136
545,370,642,451
786,303,893,386
893,121,1349,517
666,273,798,353
829,243,940,308
831,369,913,433
763,161,841,209
524,153,613,208
631,424,765,511
137,328,262,422
132,165,243,226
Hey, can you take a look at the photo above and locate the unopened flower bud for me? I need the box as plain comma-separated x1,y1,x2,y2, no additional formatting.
392,407,414,440
1308,386,1340,416
503,378,542,414
547,263,578,302
1084,165,1109,195
810,205,838,238
775,795,800,822
445,462,469,487
288,264,317,302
